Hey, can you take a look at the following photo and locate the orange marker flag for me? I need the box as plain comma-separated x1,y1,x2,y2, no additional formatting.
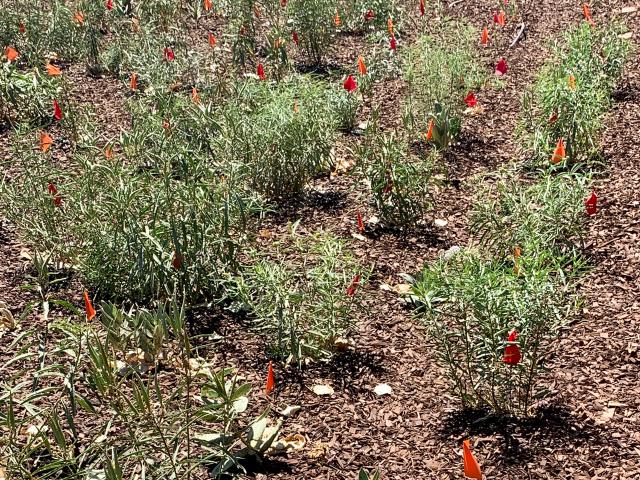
204,0,212,11
191,86,201,105
463,440,483,479
568,74,576,90
481,27,489,47
265,361,275,396
334,10,342,27
426,119,434,141
551,138,566,164
105,146,113,159
39,131,53,153
208,32,217,49
130,72,137,91
514,246,522,275
582,4,595,26
497,10,506,27
46,63,62,76
387,17,394,36
83,290,96,321
358,56,367,76
74,11,85,24
5,46,19,62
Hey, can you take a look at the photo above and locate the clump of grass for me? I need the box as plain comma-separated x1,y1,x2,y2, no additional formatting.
518,22,631,168
355,110,436,229
213,76,343,200
0,63,60,125
0,295,281,479
1,132,253,304
402,18,485,148
470,170,591,265
410,247,579,415
231,227,368,366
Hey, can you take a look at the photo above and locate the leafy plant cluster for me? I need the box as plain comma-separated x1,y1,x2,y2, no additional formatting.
1,72,354,304
0,1,85,65
231,226,367,366
411,170,589,415
271,0,400,66
355,110,437,229
2,137,252,304
519,22,630,168
0,295,281,479
411,20,631,416
471,170,591,264
403,18,485,148
0,61,60,125
346,18,486,230
213,77,343,200
411,248,578,414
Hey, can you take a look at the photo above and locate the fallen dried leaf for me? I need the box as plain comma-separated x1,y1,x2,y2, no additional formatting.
333,337,353,351
307,441,329,459
433,218,448,228
279,405,301,417
463,105,485,116
0,302,15,330
269,433,306,454
393,284,412,295
601,407,616,422
374,383,393,396
312,384,334,396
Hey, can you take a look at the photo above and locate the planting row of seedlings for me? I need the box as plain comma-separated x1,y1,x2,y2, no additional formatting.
407,17,630,476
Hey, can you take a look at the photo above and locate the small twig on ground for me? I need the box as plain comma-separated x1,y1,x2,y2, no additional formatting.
510,23,526,48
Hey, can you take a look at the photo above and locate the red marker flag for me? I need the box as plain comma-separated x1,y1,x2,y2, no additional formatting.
551,138,566,164
464,92,477,107
495,58,508,76
53,100,63,121
481,27,489,47
265,361,275,396
346,274,361,297
343,75,357,92
503,329,521,366
585,191,598,216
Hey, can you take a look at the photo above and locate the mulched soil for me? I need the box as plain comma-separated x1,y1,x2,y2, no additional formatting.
2,1,640,479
